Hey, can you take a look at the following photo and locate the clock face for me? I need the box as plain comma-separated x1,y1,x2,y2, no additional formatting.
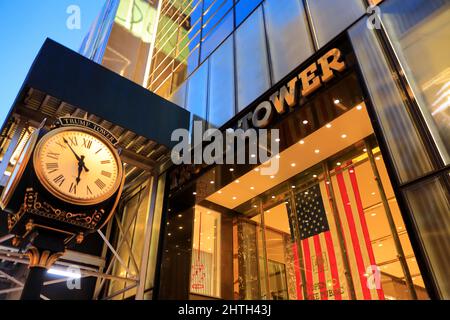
33,127,123,206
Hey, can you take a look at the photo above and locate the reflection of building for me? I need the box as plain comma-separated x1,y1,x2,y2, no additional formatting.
1,0,450,300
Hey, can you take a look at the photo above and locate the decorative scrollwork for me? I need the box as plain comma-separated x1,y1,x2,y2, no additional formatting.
23,190,104,229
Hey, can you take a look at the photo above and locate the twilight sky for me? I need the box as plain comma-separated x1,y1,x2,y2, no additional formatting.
0,0,106,126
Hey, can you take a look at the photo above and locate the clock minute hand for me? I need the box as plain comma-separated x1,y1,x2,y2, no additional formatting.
63,137,82,162
63,138,90,172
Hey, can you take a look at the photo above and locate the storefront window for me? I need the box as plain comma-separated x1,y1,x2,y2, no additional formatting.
381,0,450,164
190,206,221,297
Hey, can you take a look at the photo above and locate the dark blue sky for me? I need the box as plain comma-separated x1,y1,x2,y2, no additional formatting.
0,0,106,126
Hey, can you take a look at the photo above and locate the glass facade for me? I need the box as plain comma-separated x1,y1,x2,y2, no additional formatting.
70,0,450,300
161,64,431,299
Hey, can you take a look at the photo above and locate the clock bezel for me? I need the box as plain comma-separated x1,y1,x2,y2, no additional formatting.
0,129,40,210
33,126,123,206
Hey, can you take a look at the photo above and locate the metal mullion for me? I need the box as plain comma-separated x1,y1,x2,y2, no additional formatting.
98,230,136,279
136,176,159,300
93,216,114,297
302,0,319,51
114,214,140,275
260,3,273,86
365,140,418,299
102,283,138,300
93,199,144,298
202,0,229,32
201,4,233,42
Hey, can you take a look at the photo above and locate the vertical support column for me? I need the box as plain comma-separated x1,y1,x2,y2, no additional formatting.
20,235,65,300
135,175,159,300
322,162,357,300
258,199,271,300
365,141,418,300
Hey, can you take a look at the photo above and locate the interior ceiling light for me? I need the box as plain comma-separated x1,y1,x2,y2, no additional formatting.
291,163,296,167
314,149,320,154
334,99,340,104
341,134,347,138
302,120,309,125
326,123,332,128
356,105,363,110
299,140,305,145
229,168,234,172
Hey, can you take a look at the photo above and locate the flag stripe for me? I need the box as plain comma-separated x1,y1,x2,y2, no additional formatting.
321,180,349,299
336,167,372,300
302,238,314,299
313,235,327,300
292,243,303,300
347,163,385,300
324,231,342,300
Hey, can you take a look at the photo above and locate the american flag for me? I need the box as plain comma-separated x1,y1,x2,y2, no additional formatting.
288,161,384,300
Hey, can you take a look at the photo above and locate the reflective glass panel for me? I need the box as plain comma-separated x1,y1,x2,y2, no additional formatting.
235,6,271,111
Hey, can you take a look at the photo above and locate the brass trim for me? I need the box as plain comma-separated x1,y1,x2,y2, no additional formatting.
26,246,64,269
33,126,124,206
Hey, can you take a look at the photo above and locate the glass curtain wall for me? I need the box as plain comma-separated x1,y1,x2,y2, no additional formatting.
109,178,153,299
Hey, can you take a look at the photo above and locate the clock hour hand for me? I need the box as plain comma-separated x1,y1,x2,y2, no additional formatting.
76,162,83,185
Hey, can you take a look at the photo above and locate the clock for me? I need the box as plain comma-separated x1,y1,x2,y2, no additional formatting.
0,128,40,210
33,126,123,206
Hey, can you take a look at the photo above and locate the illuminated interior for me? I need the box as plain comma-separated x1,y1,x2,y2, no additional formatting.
189,102,429,300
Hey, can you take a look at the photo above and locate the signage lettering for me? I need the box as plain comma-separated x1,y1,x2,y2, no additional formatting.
241,48,346,129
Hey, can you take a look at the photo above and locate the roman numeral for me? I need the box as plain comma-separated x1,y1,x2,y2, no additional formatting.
82,138,92,149
69,183,77,194
68,136,78,146
53,174,65,187
95,178,106,190
56,141,66,149
86,185,93,195
47,152,59,160
46,162,58,174
101,171,112,178
101,160,111,164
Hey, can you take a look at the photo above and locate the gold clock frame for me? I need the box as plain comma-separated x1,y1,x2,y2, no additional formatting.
33,126,124,206
0,129,40,210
